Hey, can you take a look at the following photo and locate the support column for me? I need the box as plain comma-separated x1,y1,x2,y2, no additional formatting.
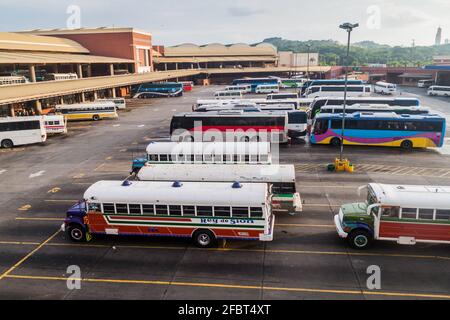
111,88,117,98
87,65,92,77
34,100,42,115
93,91,98,100
175,63,178,70
28,65,36,82
59,97,64,105
9,105,15,117
109,64,115,76
80,93,86,103
164,63,167,71
76,64,83,79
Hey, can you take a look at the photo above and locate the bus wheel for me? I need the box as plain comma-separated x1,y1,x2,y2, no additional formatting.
193,230,216,248
401,140,413,150
348,230,372,250
92,115,100,121
1,139,13,149
68,224,87,242
330,137,341,147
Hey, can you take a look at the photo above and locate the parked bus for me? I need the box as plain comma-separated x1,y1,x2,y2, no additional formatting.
224,85,252,94
43,115,67,134
195,98,310,110
132,82,184,98
43,73,78,81
170,111,289,143
300,79,364,94
232,78,280,92
62,180,275,247
55,102,118,121
267,93,299,100
280,78,306,89
428,86,450,97
417,80,434,88
0,76,28,86
305,85,371,98
95,98,126,110
131,141,272,173
374,81,397,95
309,97,421,120
180,81,194,92
311,112,446,149
255,84,280,94
319,105,430,117
0,116,47,148
334,183,450,249
137,164,302,213
214,91,243,100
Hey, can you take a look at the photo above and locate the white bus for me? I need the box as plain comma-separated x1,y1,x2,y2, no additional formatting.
44,73,78,81
0,116,47,148
267,93,299,100
195,98,312,110
95,98,126,110
428,86,450,97
137,164,302,213
224,85,252,94
374,81,397,95
255,84,280,94
417,80,434,88
43,115,67,134
335,183,450,249
55,102,118,121
214,91,243,100
0,76,28,86
305,85,371,98
63,180,274,247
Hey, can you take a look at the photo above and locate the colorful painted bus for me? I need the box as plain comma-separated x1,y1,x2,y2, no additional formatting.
170,111,289,143
334,183,450,249
309,97,421,120
137,164,302,213
131,141,272,173
62,180,275,247
310,112,446,149
132,82,184,98
232,78,280,93
318,105,430,117
43,115,67,134
55,102,118,121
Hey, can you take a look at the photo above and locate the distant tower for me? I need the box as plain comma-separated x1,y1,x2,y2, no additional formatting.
435,27,442,45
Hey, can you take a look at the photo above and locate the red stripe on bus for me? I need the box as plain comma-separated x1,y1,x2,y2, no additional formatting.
379,221,450,242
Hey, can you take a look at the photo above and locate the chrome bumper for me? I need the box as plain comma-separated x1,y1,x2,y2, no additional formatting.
334,214,348,239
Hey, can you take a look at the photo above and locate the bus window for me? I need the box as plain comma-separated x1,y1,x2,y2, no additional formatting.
169,205,182,216
250,207,263,218
232,207,249,218
143,205,155,215
214,206,231,217
313,119,328,135
418,209,434,220
198,206,213,217
183,206,196,216
156,205,168,215
381,207,400,218
103,203,115,214
129,204,142,215
436,210,450,220
401,208,418,219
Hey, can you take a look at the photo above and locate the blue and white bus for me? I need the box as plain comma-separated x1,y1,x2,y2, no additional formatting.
232,78,280,93
310,112,446,149
300,79,364,95
132,82,184,98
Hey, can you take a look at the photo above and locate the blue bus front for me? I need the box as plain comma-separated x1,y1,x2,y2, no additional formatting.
131,156,148,173
61,201,87,233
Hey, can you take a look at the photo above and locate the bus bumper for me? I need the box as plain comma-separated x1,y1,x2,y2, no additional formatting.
61,222,66,232
260,215,275,242
293,193,303,212
334,213,348,239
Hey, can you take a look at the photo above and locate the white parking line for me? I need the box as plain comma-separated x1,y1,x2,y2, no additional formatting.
138,125,145,128
29,171,45,178
0,169,6,175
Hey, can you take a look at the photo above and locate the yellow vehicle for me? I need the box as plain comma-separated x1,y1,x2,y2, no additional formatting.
55,102,118,121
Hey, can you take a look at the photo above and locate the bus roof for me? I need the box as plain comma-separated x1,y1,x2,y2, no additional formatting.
0,116,43,123
312,96,419,102
174,112,286,118
137,164,295,183
321,104,428,111
55,102,116,109
84,180,269,207
146,142,271,155
316,112,444,121
370,183,450,210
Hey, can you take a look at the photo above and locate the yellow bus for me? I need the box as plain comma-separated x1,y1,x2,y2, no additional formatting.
55,102,118,121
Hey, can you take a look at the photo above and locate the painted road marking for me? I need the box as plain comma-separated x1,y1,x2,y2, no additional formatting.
0,241,40,246
0,169,6,175
17,204,31,211
119,149,127,152
47,187,61,194
0,230,60,281
29,171,45,178
5,274,450,300
44,199,78,203
15,217,62,222
138,125,145,128
105,156,113,160
113,124,121,127
72,173,85,179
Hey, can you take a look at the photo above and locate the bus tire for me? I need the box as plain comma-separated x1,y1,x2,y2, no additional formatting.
193,229,216,248
348,230,372,250
401,140,413,150
92,115,100,121
67,224,87,242
330,137,341,147
1,139,13,149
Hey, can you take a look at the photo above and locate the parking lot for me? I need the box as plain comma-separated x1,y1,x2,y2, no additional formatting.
0,85,450,300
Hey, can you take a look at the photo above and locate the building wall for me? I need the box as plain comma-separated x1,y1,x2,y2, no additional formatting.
278,52,319,67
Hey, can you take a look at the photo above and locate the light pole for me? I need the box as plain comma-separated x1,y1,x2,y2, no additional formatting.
306,44,311,79
339,22,359,162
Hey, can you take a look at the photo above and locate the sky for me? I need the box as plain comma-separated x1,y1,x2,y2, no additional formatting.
1,0,449,47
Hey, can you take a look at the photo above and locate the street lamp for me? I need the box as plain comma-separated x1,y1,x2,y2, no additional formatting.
338,22,359,162
306,44,311,79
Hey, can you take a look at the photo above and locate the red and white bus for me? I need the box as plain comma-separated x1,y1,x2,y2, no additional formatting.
43,115,67,134
170,111,289,143
335,183,450,249
62,180,274,247
180,81,194,92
